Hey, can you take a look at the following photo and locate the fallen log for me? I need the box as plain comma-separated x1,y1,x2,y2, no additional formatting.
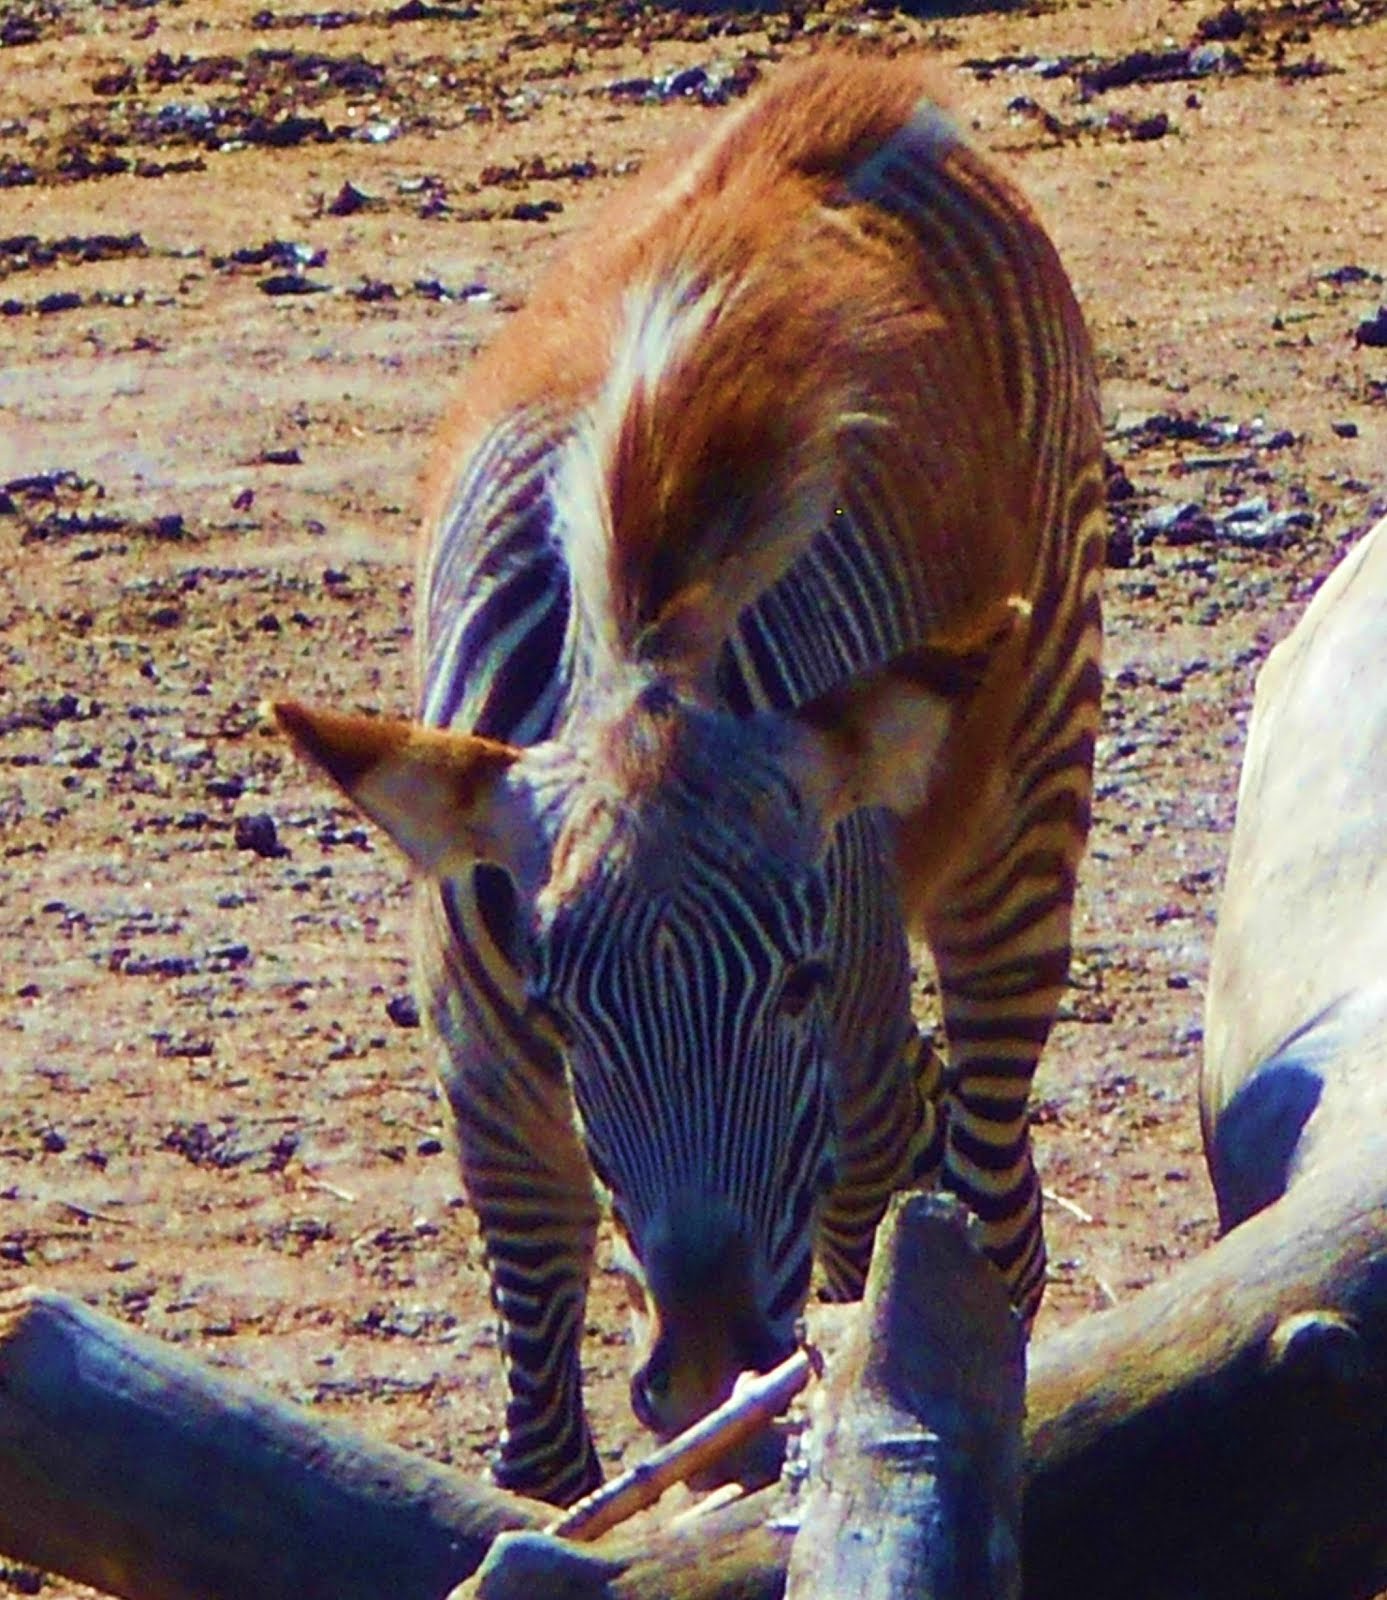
0,1287,545,1600
454,1192,1024,1600
1022,1129,1387,1600
603,1139,1386,1600
972,516,1387,1600
784,1192,1023,1600
4,1140,1385,1600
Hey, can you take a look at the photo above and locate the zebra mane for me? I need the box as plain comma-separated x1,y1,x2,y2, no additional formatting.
550,263,884,683
543,53,982,689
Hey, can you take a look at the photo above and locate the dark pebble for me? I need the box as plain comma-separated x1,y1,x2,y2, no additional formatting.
1128,112,1170,141
259,273,330,296
37,291,83,315
234,811,289,858
508,199,562,223
387,993,421,1028
1106,525,1136,568
326,181,371,216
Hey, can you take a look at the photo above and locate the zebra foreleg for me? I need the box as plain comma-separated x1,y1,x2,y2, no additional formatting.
815,1026,947,1300
440,1062,602,1505
928,845,1080,1325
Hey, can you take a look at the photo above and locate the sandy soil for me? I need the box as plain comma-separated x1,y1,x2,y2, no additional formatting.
1,0,1384,1590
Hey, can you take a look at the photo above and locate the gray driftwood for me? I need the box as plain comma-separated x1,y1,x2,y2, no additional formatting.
1025,516,1387,1600
0,1288,544,1600
3,1145,1386,1600
784,1192,1023,1600
452,1193,1023,1600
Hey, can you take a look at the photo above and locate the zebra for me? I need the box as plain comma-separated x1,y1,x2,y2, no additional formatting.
273,51,1105,1505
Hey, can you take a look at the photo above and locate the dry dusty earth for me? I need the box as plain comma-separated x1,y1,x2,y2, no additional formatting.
0,0,1384,1591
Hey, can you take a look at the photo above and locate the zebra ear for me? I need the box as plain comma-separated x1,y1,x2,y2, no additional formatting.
270,701,538,880
786,595,1030,822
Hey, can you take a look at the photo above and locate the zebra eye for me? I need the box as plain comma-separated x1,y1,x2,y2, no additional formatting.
777,957,832,1019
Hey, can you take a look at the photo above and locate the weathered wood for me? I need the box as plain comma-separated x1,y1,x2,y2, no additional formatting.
785,1192,1023,1600
459,1144,1385,1600
547,1350,813,1545
453,1489,789,1600
453,1196,1022,1600
0,1287,545,1600
5,1150,1385,1600
1023,1131,1387,1600
1202,512,1387,1230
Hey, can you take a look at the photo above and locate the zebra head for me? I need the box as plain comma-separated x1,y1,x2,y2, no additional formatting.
522,676,838,1440
273,600,1019,1447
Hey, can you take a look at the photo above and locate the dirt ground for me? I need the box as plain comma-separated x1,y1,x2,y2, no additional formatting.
1,0,1384,1591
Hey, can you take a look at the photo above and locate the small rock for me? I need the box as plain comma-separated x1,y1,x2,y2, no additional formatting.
1354,307,1387,348
259,274,329,297
1317,263,1374,288
1220,496,1270,523
1126,111,1170,142
387,993,421,1028
1139,501,1214,546
353,278,399,303
1331,420,1359,438
1105,464,1136,503
37,291,83,315
1105,525,1136,569
1220,508,1312,549
1196,5,1247,40
326,180,371,216
234,811,289,859
508,199,561,223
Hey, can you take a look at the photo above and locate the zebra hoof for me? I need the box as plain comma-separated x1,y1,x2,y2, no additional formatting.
491,1438,603,1507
